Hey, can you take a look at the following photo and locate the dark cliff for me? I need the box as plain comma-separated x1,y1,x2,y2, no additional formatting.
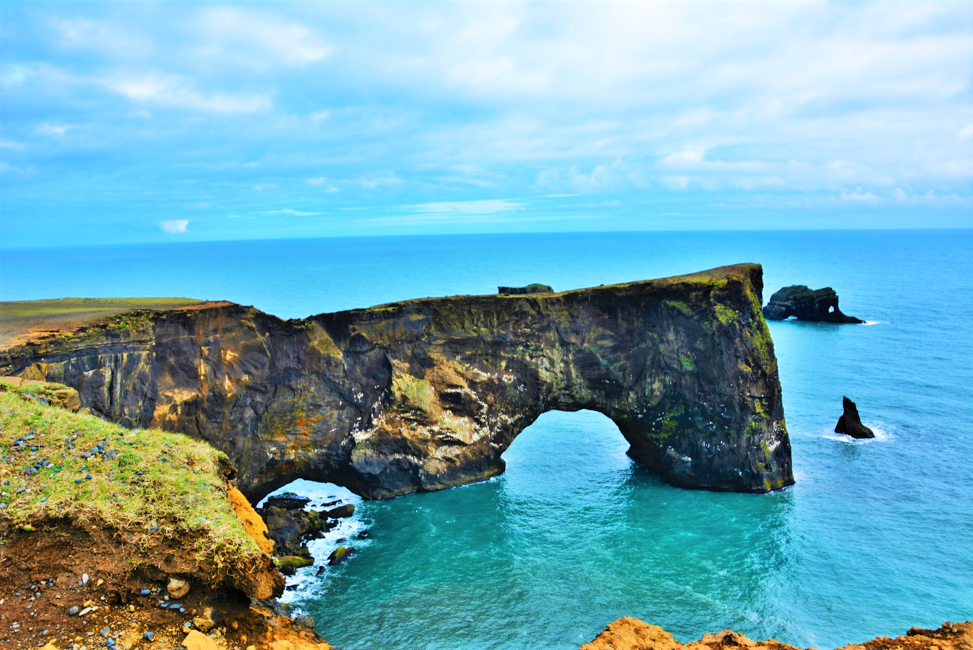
0,264,793,501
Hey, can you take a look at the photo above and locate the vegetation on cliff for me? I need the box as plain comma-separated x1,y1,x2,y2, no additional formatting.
0,383,259,566
0,383,330,649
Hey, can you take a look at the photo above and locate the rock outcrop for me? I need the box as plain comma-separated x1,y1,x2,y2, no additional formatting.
498,283,554,295
762,286,863,323
835,396,875,439
0,264,793,502
257,493,355,571
581,617,972,650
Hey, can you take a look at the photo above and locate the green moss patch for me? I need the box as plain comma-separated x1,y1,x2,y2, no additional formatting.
0,392,260,565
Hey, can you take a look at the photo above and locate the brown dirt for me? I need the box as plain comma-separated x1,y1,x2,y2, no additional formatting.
0,516,328,650
580,618,973,650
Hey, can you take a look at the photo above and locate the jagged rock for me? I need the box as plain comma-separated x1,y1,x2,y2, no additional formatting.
265,493,311,510
276,555,314,576
762,285,863,323
0,264,792,499
259,505,334,558
327,546,355,566
192,607,218,632
167,577,190,599
582,619,973,650
294,615,316,632
498,283,553,295
181,630,219,650
835,396,875,439
323,504,354,519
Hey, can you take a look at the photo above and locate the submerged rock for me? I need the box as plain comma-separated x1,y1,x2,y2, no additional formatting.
762,285,863,323
835,396,875,439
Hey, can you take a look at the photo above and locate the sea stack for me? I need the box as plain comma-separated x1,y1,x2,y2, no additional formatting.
762,285,863,323
835,397,875,439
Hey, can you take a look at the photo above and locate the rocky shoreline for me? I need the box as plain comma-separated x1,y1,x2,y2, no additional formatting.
581,618,972,650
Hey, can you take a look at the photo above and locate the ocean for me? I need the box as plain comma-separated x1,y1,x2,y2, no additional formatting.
2,229,971,649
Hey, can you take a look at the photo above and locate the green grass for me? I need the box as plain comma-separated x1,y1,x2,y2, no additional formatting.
0,297,202,320
0,390,259,565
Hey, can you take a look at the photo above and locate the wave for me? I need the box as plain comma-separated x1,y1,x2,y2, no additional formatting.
257,479,369,607
822,420,894,444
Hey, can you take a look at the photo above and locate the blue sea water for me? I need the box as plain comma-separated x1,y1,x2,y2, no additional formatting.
2,230,972,649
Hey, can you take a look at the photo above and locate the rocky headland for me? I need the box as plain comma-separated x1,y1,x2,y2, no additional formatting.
0,264,793,505
762,286,863,323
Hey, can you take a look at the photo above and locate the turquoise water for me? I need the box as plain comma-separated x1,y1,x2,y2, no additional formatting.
2,230,972,648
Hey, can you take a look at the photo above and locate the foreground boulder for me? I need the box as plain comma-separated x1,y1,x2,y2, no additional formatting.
581,618,972,650
762,286,863,323
835,396,875,439
0,264,792,500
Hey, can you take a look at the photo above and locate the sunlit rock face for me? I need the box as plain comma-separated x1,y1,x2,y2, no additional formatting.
0,264,792,501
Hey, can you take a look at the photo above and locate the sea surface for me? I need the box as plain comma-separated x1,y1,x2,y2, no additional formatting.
2,230,972,649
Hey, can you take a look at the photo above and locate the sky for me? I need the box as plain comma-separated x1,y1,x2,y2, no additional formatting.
1,1,971,247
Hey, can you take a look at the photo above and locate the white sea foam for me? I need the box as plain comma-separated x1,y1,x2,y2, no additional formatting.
863,320,883,326
822,420,894,444
257,479,369,606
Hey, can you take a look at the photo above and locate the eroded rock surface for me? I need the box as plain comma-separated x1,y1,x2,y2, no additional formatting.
580,618,972,650
0,264,792,501
763,286,863,323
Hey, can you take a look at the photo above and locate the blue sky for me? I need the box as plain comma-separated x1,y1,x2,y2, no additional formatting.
1,1,971,247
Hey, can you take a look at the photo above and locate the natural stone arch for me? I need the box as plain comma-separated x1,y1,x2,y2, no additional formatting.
0,264,793,502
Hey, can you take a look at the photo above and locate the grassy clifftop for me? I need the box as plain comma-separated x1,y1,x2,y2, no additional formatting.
0,382,323,649
0,383,258,565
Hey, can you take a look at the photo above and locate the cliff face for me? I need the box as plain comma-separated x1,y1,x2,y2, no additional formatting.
0,264,792,501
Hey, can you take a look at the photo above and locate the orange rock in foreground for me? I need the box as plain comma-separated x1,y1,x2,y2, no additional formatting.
581,618,973,650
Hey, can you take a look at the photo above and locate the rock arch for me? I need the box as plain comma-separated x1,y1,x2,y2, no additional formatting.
0,264,793,501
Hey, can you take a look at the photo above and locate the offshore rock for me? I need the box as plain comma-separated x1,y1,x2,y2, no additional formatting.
762,286,863,323
0,264,793,501
835,396,875,439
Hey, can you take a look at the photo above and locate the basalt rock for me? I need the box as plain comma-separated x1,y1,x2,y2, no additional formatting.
258,504,334,558
835,396,874,439
0,264,793,501
762,286,863,323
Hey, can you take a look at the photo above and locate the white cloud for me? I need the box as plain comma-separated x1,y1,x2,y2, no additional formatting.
255,209,321,216
409,199,523,216
196,8,333,66
37,124,72,136
841,188,879,202
107,74,271,114
661,148,706,167
161,220,188,234
51,18,148,56
663,176,690,191
307,177,340,193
